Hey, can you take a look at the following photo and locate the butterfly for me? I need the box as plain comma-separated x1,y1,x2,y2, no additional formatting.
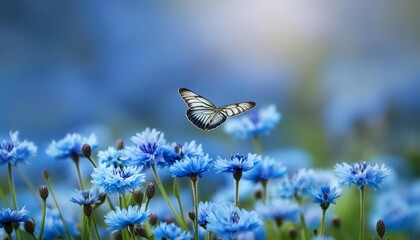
178,88,256,131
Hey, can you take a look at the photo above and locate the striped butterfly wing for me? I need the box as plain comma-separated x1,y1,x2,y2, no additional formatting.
179,88,256,130
179,88,227,130
220,102,256,117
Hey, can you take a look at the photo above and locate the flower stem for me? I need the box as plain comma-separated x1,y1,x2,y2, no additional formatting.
87,156,97,168
8,163,22,240
119,196,129,240
81,215,89,240
296,196,309,240
91,214,101,240
37,200,47,240
151,165,186,230
45,176,73,240
234,178,240,207
261,179,268,203
191,177,199,240
74,159,84,190
207,231,212,240
252,136,262,154
359,186,365,240
107,196,116,211
320,208,326,236
173,178,187,227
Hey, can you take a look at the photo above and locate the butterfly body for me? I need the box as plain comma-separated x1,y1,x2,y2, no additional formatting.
179,88,256,131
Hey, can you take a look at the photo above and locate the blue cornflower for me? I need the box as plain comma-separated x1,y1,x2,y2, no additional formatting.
310,186,341,209
277,169,316,200
70,189,101,206
334,161,390,189
170,155,213,179
126,128,168,168
243,157,286,183
198,201,218,228
215,153,260,175
204,202,262,240
46,133,97,161
255,199,300,223
223,104,281,139
91,165,145,195
98,146,129,167
161,140,205,166
0,207,30,228
104,206,148,232
153,222,191,240
0,131,37,165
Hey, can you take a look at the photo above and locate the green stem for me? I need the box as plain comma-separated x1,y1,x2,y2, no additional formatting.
173,178,187,227
145,198,151,211
252,136,262,154
74,160,84,190
191,177,199,240
261,180,268,203
37,200,47,240
107,196,116,211
264,220,275,240
45,177,73,240
207,231,212,240
296,196,309,240
234,179,240,207
8,164,22,240
320,208,326,236
359,186,365,240
119,196,129,240
81,215,89,240
8,164,18,209
92,214,101,240
151,165,186,230
87,156,97,168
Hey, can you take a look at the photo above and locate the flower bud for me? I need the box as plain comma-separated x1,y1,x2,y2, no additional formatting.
24,219,35,235
39,185,49,201
148,213,158,226
146,182,155,199
332,216,341,229
134,226,148,238
254,189,263,200
376,219,386,238
188,211,196,221
132,188,144,205
116,139,124,150
288,228,297,240
82,144,92,158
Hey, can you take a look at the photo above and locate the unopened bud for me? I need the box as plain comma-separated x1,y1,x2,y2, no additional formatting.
332,216,341,229
254,189,263,200
133,188,144,205
24,219,35,235
116,139,124,150
313,229,318,236
148,213,158,226
82,144,92,158
134,226,148,238
376,219,386,238
288,228,297,240
146,182,155,199
188,211,196,221
39,185,49,201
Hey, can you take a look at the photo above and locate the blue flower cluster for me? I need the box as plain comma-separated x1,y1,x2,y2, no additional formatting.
0,131,37,165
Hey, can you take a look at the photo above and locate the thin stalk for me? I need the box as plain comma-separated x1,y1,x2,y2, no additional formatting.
173,178,187,227
234,179,240,207
359,186,365,240
8,164,22,240
320,208,326,236
207,231,212,240
296,196,309,240
261,180,268,203
87,156,97,168
37,200,47,240
107,196,116,211
81,215,89,240
252,136,262,154
119,196,129,240
151,165,186,230
7,233,12,240
45,177,73,240
264,220,275,240
128,225,136,240
91,214,101,240
191,177,199,240
74,160,84,190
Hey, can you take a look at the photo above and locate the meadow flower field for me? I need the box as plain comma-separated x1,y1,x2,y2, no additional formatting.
1,1,420,240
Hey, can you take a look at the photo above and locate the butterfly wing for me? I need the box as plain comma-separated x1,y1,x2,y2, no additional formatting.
186,108,227,131
179,88,255,130
220,102,256,117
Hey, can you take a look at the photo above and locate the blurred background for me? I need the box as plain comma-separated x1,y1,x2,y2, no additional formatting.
1,0,420,238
